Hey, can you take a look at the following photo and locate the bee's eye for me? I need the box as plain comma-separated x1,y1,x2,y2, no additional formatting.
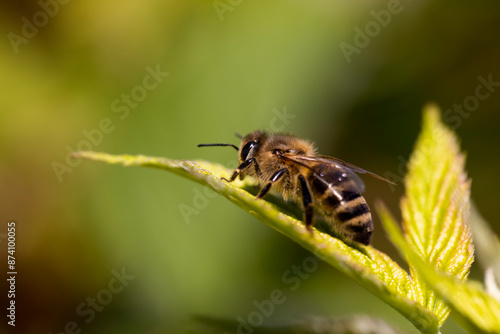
240,141,258,161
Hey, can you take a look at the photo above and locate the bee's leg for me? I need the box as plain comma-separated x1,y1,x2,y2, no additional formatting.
253,160,262,177
238,160,262,180
256,168,288,199
222,158,260,182
298,174,314,233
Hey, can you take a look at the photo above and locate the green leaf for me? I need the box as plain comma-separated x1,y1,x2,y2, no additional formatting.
73,151,439,334
400,105,474,323
378,204,500,334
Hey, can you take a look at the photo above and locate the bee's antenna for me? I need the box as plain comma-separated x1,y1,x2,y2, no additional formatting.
197,143,239,151
234,132,243,139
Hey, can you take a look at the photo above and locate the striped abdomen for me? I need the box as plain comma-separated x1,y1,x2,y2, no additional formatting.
308,165,373,245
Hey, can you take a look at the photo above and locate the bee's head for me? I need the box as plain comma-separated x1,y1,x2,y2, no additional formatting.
198,131,269,163
239,131,266,162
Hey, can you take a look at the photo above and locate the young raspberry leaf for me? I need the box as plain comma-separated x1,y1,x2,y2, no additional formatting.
399,105,474,324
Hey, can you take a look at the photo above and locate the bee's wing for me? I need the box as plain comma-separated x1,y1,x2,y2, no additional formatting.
286,155,365,194
292,156,365,192
315,155,396,185
332,161,366,193
292,155,396,187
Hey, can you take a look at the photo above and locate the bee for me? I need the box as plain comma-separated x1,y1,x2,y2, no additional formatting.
198,131,394,245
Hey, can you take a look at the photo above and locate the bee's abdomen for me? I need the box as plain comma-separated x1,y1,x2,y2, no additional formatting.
321,191,373,245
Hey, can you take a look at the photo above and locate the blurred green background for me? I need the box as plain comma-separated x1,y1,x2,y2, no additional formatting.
1,0,500,333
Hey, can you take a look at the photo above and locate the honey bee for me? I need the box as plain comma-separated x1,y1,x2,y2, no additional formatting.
198,131,394,245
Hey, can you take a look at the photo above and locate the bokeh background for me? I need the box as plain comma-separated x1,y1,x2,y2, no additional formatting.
1,0,500,333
